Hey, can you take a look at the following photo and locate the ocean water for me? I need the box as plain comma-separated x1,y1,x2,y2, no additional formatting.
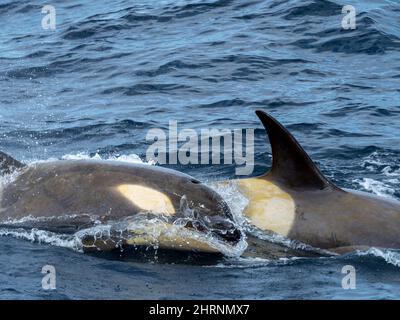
0,0,400,299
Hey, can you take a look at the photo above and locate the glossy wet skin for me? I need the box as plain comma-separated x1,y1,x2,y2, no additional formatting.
0,160,241,247
228,176,400,251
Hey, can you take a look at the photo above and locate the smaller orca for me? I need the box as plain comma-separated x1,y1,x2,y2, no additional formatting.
0,158,243,254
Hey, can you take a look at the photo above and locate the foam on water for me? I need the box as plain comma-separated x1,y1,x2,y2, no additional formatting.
130,216,247,257
356,151,400,200
208,181,249,228
29,152,156,165
356,248,400,268
210,255,306,269
355,177,396,198
0,227,82,251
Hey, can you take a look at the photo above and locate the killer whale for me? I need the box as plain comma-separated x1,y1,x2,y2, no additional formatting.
0,158,242,253
218,110,400,253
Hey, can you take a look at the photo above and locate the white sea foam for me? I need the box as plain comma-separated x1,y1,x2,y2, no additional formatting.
356,151,400,200
0,228,82,251
28,152,155,165
209,180,335,256
356,247,400,267
208,180,249,227
211,255,306,269
355,177,396,198
212,256,271,268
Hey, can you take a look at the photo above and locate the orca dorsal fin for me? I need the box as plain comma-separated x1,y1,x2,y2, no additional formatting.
0,151,25,175
255,110,336,190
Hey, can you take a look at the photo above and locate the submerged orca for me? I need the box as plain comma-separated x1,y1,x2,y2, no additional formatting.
218,111,400,253
0,157,242,253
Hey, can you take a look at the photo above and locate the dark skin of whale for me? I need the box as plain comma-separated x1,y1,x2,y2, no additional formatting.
276,186,400,250
220,111,400,253
0,160,241,250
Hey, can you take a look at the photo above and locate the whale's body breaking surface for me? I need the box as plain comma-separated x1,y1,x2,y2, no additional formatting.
0,159,242,253
218,111,400,252
0,111,399,257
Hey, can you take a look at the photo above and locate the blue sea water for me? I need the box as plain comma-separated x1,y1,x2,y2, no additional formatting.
0,0,400,299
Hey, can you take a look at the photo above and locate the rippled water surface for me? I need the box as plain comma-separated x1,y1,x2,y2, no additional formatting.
0,0,400,299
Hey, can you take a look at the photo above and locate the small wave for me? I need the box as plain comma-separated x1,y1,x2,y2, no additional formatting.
210,255,306,269
23,152,155,166
354,178,396,198
284,0,341,19
101,83,194,96
354,150,400,199
61,152,155,165
164,0,233,19
6,119,149,140
0,228,82,251
356,247,400,268
135,60,213,77
362,151,400,176
63,27,97,40
314,28,400,55
287,1,400,55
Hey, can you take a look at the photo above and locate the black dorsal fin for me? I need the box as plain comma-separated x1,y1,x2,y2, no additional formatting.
255,110,336,190
0,151,25,175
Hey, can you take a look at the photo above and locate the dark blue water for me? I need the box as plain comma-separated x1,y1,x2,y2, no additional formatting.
0,0,400,299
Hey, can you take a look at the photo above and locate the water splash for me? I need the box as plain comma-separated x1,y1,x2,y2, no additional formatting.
356,247,400,268
0,227,82,251
208,180,249,227
30,152,156,165
209,180,335,256
354,177,396,198
355,150,400,199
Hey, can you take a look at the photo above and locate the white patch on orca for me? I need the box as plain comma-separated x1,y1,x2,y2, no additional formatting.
234,178,296,237
116,184,175,215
